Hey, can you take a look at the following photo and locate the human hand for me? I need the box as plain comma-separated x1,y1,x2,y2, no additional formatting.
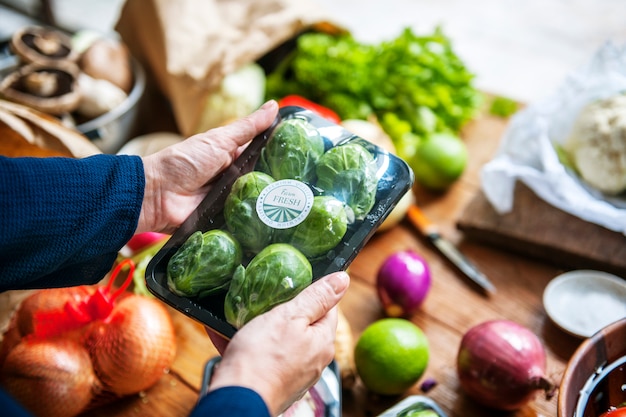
136,100,278,234
207,271,350,416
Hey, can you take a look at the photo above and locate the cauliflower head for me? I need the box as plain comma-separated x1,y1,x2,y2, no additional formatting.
563,94,626,194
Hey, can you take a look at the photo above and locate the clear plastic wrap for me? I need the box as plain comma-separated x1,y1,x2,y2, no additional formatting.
377,395,448,417
146,106,413,338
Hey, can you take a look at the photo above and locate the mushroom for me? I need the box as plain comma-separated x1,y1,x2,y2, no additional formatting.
76,72,127,119
80,37,133,93
10,26,78,65
0,61,81,115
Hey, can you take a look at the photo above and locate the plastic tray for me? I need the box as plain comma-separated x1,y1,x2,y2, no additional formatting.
145,106,414,338
376,395,449,417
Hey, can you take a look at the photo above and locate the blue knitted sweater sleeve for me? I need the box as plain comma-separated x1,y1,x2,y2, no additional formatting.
0,385,271,417
0,154,144,291
191,387,271,417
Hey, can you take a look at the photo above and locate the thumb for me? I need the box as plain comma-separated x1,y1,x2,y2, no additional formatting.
206,100,279,148
287,271,350,324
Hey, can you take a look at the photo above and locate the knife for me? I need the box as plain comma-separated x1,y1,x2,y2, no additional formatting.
406,204,496,294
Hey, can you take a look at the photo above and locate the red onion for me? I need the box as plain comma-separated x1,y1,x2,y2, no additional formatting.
456,319,556,411
376,250,431,317
282,386,326,417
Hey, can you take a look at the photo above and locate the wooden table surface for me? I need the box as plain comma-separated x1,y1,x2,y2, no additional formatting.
82,110,585,417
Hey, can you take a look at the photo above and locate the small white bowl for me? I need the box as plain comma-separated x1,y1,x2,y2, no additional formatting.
543,270,626,338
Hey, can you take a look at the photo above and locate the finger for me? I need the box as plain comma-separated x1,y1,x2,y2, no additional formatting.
285,271,349,325
205,100,278,149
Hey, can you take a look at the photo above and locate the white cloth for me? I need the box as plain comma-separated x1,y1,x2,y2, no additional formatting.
481,41,626,235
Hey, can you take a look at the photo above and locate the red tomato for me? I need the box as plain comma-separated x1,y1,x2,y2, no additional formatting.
600,406,626,417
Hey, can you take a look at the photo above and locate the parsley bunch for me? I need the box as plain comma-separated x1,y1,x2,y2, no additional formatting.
266,27,482,150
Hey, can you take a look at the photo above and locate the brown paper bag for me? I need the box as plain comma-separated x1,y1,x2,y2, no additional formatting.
115,0,343,137
0,99,101,158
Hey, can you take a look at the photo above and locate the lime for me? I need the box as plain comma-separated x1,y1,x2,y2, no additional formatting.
354,318,429,395
410,132,467,190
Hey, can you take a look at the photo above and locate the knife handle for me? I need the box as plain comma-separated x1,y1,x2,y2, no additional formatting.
407,205,438,236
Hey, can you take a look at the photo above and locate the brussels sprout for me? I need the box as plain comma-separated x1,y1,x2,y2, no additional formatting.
167,229,242,298
259,117,325,182
315,142,379,220
275,195,348,259
224,171,275,253
224,243,312,328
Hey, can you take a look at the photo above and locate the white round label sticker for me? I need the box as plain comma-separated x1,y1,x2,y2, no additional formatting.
256,179,314,229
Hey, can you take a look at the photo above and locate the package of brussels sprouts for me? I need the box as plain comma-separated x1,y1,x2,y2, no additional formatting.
146,106,414,338
376,395,448,417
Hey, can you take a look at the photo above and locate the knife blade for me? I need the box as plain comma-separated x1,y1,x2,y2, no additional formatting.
407,204,496,294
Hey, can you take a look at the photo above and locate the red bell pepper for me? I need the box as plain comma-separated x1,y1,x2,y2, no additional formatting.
600,407,626,417
278,95,341,123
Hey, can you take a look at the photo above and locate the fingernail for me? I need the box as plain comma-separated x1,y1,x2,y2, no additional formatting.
260,99,277,110
328,271,349,294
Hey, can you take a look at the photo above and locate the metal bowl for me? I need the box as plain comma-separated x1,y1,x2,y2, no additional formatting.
76,57,146,154
0,43,146,154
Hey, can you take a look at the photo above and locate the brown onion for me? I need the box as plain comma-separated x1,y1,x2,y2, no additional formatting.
15,286,93,337
0,260,176,411
0,287,93,366
456,319,556,411
84,295,177,396
0,338,98,417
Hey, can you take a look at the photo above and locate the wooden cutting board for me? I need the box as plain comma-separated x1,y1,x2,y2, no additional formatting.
457,182,626,277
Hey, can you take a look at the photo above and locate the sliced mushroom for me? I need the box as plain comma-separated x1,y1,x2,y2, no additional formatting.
0,61,81,115
11,26,78,65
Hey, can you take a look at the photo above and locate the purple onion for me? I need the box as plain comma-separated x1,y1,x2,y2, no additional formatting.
376,250,432,317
